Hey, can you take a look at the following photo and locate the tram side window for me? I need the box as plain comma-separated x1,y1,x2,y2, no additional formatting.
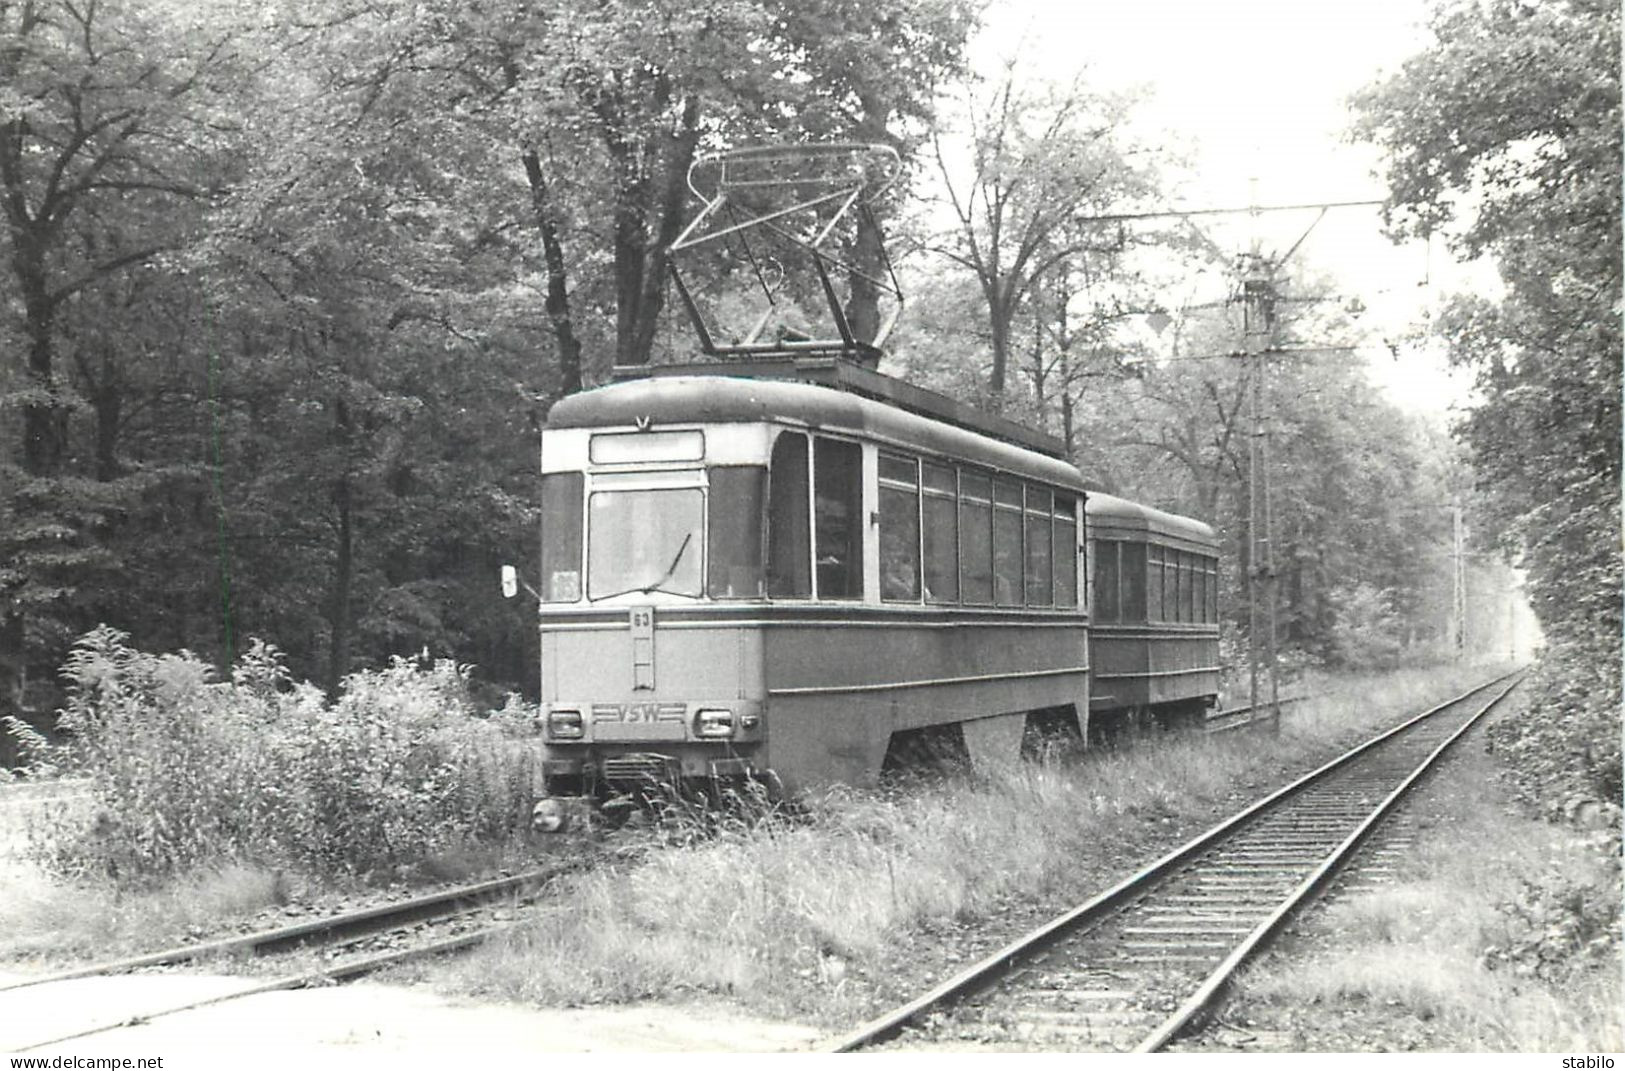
1094,540,1120,621
993,478,1024,606
1182,552,1198,622
1170,549,1183,624
880,454,921,601
766,432,811,597
1146,544,1164,622
959,471,994,604
922,462,959,603
1024,486,1053,606
1172,549,1185,622
540,472,583,602
1171,550,1185,622
1055,496,1077,608
814,437,864,599
1121,542,1147,620
1205,558,1219,623
708,466,765,599
1176,552,1189,620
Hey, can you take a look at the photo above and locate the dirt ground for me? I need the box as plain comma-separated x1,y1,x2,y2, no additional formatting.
0,968,824,1054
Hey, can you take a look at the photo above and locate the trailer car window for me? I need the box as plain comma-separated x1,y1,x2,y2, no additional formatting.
767,432,810,597
814,437,863,600
879,454,921,601
1183,552,1198,622
1094,540,1119,621
1024,486,1052,606
540,472,583,602
1121,542,1147,621
1055,496,1077,608
1172,550,1185,622
993,478,1023,606
708,466,765,599
1169,549,1182,622
922,462,959,603
1206,558,1218,623
959,471,993,604
1146,544,1164,622
1174,553,1185,621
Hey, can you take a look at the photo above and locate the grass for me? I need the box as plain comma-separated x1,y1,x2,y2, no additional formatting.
1224,683,1622,1051
0,839,540,967
430,659,1510,1023
0,860,291,963
4,656,1521,1030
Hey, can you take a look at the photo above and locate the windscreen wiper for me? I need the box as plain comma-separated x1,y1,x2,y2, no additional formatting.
589,532,694,602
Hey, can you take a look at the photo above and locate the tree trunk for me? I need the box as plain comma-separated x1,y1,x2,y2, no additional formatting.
2,230,65,719
0,611,23,722
610,164,646,367
17,245,67,477
628,95,702,365
1061,390,1074,458
325,398,354,696
521,150,583,396
92,360,122,482
844,93,893,352
988,309,1010,398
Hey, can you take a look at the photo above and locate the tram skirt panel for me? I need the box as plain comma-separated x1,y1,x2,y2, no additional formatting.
960,711,1027,771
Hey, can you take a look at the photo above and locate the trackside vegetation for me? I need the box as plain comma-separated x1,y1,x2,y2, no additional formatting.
4,626,540,881
1225,687,1620,1052
430,664,1503,1023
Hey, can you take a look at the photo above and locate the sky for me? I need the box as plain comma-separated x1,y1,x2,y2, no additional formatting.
966,0,1486,416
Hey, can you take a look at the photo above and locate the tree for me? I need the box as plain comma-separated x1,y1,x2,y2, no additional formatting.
1354,0,1621,807
927,67,1159,399
1352,0,1621,657
0,0,239,718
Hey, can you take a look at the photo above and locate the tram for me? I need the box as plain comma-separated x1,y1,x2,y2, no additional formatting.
518,144,1221,828
530,362,1090,817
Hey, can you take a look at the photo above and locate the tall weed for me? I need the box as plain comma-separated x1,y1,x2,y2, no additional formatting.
36,626,540,881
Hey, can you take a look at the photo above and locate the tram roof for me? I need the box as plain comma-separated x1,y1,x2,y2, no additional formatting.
547,374,1089,491
1087,491,1219,549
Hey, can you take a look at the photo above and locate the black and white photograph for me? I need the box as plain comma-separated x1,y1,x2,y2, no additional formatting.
0,0,1618,1061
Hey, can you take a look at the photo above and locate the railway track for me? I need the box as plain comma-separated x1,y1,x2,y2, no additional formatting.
1202,693,1310,734
0,862,581,1051
827,670,1522,1053
0,777,91,806
0,778,92,860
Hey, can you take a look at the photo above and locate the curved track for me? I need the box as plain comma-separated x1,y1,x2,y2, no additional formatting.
827,670,1522,1053
0,862,580,1050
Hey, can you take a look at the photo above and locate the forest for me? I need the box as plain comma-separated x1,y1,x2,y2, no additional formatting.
0,0,1617,796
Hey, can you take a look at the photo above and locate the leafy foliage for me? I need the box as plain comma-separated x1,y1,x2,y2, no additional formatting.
36,626,541,881
1483,846,1623,983
1324,583,1405,668
1487,651,1622,810
0,0,979,747
1354,0,1621,810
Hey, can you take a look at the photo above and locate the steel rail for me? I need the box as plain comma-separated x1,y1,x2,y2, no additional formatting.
0,778,91,805
1133,671,1522,1051
822,670,1520,1052
1207,693,1311,721
0,862,579,993
10,923,513,1052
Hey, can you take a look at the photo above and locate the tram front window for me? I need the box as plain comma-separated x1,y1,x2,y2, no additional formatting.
588,488,704,599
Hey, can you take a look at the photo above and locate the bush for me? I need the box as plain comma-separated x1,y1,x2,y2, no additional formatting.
1483,851,1623,983
1487,642,1622,815
32,626,542,882
1326,582,1405,668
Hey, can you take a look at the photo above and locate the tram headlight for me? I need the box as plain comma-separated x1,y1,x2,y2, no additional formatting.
694,708,735,738
546,708,584,739
532,798,570,834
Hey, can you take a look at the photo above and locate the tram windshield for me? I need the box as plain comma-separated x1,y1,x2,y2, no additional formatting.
588,488,704,599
